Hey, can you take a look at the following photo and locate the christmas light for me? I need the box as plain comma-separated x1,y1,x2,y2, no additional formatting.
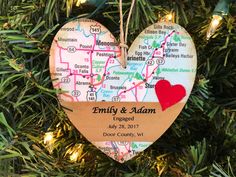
43,132,55,153
160,12,175,22
76,0,106,7
43,132,54,144
206,0,231,39
76,0,87,7
66,144,83,162
70,151,80,162
166,14,173,22
206,15,223,40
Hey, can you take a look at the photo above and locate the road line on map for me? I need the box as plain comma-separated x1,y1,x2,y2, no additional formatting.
88,34,97,87
135,87,138,102
74,74,79,101
55,29,176,102
117,30,176,99
124,143,131,152
59,48,72,75
93,56,113,86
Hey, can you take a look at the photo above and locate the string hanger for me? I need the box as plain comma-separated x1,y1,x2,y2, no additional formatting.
119,0,136,69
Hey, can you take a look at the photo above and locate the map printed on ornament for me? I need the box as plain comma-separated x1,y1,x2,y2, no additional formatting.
49,18,197,163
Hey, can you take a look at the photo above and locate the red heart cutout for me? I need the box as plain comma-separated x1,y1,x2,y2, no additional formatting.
155,80,186,111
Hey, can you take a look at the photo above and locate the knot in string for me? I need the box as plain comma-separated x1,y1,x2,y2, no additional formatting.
119,43,129,49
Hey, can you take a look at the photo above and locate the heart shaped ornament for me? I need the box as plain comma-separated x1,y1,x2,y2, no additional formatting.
50,18,197,163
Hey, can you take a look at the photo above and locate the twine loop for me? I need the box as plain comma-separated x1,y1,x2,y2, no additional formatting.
119,0,136,68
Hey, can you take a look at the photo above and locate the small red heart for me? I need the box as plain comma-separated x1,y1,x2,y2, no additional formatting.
155,80,186,111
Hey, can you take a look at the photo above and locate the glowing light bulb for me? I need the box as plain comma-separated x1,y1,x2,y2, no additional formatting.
70,151,80,162
76,0,87,6
44,132,54,144
206,15,223,40
66,144,83,162
160,12,175,22
43,132,55,153
166,14,173,21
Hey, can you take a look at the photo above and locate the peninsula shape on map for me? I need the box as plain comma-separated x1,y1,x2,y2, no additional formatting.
50,19,195,104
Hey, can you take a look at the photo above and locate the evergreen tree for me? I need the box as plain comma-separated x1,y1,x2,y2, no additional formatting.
0,0,235,176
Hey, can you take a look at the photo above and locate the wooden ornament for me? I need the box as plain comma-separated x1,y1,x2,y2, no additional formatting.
50,18,197,163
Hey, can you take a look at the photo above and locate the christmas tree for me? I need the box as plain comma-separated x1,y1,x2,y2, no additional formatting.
0,0,236,176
